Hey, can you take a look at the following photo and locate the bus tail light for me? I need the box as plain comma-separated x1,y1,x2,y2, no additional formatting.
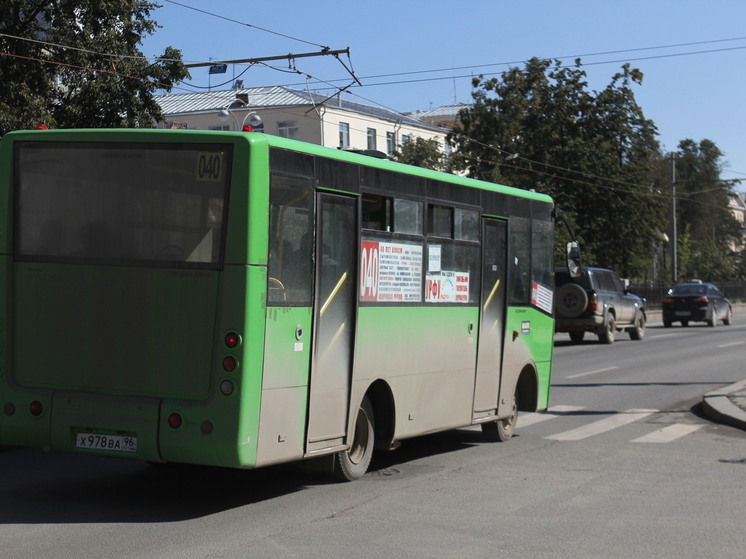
168,413,183,429
29,401,43,416
222,356,237,372
225,332,240,348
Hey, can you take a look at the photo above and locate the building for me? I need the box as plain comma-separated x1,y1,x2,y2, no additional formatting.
407,103,469,129
156,85,447,158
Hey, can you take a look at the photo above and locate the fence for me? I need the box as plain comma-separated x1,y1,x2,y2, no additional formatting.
632,280,746,309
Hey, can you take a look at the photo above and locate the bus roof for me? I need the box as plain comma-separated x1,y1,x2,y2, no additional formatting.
1,128,553,204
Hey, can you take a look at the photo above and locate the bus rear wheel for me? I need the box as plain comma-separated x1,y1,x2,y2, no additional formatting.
482,395,517,442
334,396,375,481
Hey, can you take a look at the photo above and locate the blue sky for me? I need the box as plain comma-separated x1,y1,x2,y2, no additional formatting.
142,0,746,184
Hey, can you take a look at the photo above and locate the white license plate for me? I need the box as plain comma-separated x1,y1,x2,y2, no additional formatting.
675,311,691,317
75,433,137,453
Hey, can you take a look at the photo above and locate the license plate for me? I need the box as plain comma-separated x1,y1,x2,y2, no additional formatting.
75,433,137,453
675,311,691,317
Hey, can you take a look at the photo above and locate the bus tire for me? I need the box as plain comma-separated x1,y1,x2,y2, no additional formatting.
334,396,375,481
481,395,517,442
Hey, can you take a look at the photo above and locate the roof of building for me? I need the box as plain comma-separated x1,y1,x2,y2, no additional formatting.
408,103,470,120
156,85,439,130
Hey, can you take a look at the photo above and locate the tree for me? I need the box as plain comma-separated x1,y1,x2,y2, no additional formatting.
392,136,446,171
0,1,188,134
665,139,742,280
448,58,666,278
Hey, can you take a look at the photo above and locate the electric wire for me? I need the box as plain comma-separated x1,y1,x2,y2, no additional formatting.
161,0,329,50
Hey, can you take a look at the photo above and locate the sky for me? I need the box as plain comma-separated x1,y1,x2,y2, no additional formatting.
141,0,746,185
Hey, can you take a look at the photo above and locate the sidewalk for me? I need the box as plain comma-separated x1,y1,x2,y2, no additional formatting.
702,380,746,431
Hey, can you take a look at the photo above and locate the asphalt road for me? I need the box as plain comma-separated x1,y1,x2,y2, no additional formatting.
2,315,745,558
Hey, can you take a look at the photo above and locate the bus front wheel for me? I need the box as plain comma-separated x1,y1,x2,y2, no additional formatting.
334,396,375,481
482,395,517,442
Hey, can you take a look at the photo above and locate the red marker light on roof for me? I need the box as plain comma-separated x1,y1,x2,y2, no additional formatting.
242,125,254,132
35,124,49,130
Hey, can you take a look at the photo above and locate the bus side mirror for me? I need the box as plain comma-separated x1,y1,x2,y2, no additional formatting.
566,241,582,277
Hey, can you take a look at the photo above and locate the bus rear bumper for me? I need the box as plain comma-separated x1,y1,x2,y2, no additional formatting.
50,391,162,462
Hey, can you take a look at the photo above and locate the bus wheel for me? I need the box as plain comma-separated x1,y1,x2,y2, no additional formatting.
334,396,375,481
482,395,517,442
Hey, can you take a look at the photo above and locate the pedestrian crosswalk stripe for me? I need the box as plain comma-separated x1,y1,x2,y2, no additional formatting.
519,405,586,428
630,423,705,443
545,408,658,441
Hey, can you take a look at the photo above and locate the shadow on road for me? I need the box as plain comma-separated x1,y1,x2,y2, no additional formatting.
0,428,489,525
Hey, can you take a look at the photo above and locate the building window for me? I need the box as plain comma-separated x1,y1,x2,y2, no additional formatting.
367,128,377,151
208,125,230,131
339,122,350,148
278,121,299,139
401,134,411,146
386,132,395,154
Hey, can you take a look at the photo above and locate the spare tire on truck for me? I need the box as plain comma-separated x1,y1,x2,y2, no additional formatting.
555,283,588,318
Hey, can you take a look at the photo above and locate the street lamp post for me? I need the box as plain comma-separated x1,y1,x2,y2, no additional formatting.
217,98,263,132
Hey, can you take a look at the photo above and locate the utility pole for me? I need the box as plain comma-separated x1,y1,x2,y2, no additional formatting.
671,153,677,284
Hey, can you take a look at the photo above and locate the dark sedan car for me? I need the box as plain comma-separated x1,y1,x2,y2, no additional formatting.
662,282,733,327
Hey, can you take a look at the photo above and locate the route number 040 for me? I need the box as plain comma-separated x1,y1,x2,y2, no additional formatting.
197,153,224,182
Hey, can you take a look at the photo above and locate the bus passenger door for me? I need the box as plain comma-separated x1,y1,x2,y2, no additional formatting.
306,194,357,454
473,218,508,420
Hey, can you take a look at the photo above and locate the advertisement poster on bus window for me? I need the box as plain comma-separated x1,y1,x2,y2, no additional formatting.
425,271,470,303
531,281,553,314
360,240,423,302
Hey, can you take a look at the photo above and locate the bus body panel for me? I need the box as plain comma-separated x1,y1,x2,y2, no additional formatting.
353,306,478,439
255,306,312,467
13,263,219,398
157,263,266,468
500,306,554,415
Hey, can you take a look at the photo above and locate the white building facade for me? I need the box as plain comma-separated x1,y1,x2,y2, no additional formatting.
156,86,447,158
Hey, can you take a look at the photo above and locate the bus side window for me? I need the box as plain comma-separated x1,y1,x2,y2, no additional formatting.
268,172,314,305
509,216,531,305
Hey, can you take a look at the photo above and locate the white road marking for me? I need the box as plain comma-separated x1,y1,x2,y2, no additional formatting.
565,366,620,379
717,341,744,348
546,408,658,441
519,405,586,427
631,423,705,443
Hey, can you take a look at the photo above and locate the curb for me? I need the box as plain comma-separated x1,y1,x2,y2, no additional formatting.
702,379,746,431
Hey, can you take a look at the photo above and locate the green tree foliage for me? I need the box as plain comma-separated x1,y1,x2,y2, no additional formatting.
448,58,666,278
665,139,742,280
0,1,188,134
392,136,446,171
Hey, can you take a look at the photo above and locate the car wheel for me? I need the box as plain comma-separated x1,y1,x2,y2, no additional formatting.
663,320,672,328
569,331,585,344
681,321,688,327
555,283,588,318
707,305,717,327
723,306,732,326
598,314,616,344
629,312,645,341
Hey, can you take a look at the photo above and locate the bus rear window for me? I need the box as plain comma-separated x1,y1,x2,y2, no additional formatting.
14,142,232,269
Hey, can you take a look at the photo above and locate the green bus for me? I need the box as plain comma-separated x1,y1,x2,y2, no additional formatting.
0,129,555,480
